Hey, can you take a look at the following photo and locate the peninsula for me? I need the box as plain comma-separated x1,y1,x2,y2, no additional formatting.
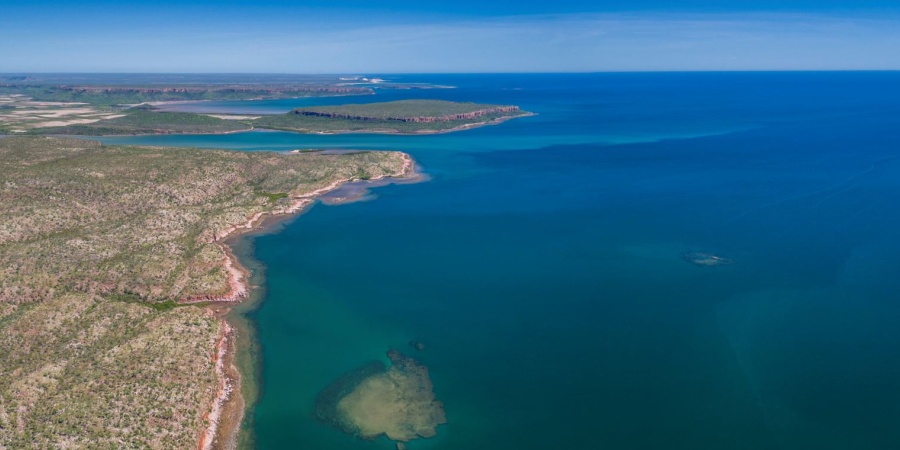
0,136,414,449
2,88,531,135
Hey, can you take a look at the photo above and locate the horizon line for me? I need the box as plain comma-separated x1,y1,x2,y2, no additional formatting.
4,69,900,76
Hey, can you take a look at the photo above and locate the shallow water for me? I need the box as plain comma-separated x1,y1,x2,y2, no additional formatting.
103,72,900,449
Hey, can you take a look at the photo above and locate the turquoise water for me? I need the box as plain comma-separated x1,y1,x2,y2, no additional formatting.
102,73,900,449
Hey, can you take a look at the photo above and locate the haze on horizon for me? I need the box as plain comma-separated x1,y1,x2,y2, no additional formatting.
2,0,900,73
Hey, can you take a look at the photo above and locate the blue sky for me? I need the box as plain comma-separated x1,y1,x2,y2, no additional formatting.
2,0,900,72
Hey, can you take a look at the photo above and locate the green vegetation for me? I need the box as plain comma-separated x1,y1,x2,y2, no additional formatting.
147,300,180,312
353,168,373,180
257,191,290,203
110,292,182,312
0,84,373,106
0,136,409,448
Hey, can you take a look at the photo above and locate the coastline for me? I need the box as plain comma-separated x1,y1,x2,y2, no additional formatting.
197,321,237,450
190,152,420,450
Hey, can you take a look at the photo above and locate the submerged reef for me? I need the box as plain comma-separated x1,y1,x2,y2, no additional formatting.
682,251,735,267
315,350,447,444
314,361,387,431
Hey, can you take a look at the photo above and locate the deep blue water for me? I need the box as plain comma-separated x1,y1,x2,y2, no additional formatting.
101,73,900,449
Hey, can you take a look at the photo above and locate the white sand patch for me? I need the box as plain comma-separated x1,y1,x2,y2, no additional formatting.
205,114,261,120
22,101,88,107
0,94,126,129
14,108,99,118
31,118,110,127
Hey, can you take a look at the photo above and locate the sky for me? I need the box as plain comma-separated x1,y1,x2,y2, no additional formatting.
2,0,900,72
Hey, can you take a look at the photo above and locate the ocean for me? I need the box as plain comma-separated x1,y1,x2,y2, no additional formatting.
101,72,900,449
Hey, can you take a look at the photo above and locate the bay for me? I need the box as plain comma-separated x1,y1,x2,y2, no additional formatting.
102,72,900,449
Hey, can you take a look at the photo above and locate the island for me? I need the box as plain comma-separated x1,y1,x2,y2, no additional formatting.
0,136,414,449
